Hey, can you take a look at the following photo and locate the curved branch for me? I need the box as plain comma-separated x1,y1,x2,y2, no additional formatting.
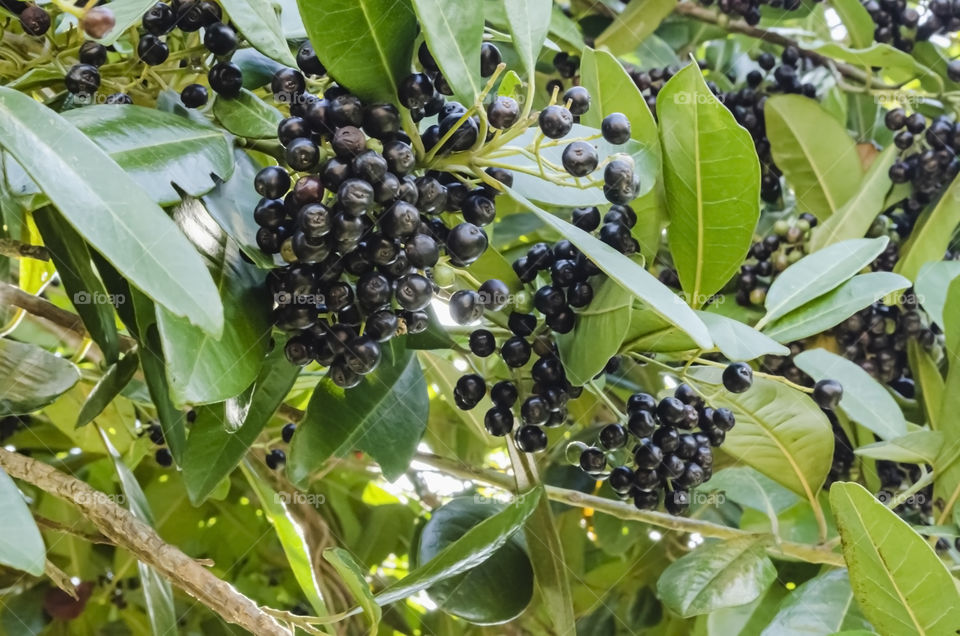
0,448,290,636
671,2,894,90
413,452,844,567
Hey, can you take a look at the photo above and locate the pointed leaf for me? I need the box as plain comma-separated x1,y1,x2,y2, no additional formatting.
761,570,870,635
297,0,418,104
765,95,863,221
33,207,121,363
376,487,541,606
657,63,761,306
288,344,428,485
896,173,960,281
241,461,327,615
809,144,897,250
556,278,632,385
0,467,45,576
182,344,299,504
914,260,960,328
697,311,789,361
907,339,944,429
830,481,960,635
594,0,678,56
213,90,284,139
502,0,551,93
323,549,380,635
0,87,224,336
761,237,890,325
411,0,482,104
854,430,943,465
764,272,910,343
0,339,80,416
76,352,139,428
155,198,270,405
219,0,297,66
656,536,777,618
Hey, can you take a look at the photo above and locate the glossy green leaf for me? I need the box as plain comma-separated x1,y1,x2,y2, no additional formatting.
656,536,776,618
831,0,876,48
809,145,897,251
33,207,121,363
288,344,428,485
794,348,907,440
809,42,941,90
0,339,80,416
907,339,944,429
96,0,155,45
854,430,943,465
658,63,761,306
96,428,177,635
76,352,139,428
580,48,664,261
707,466,800,515
182,345,299,505
212,90,284,139
412,0,482,104
557,278,632,385
760,237,890,326
898,175,960,282
220,0,297,66
323,548,380,635
0,88,224,336
761,570,870,635
765,95,863,221
697,310,789,361
415,498,534,624
61,105,234,206
155,197,270,405
915,260,960,328
233,48,287,89
506,188,713,348
763,272,910,343
580,48,660,156
502,0,551,96
203,149,276,269
830,481,960,635
376,487,541,606
241,461,327,615
594,0,679,56
128,288,187,464
688,368,833,499
297,0,418,104
933,278,960,521
0,467,45,576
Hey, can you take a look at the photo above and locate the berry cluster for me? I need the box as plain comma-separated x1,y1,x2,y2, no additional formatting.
861,0,920,51
885,108,960,230
735,212,816,307
722,48,818,203
697,0,815,26
916,0,960,41
143,422,173,467
572,371,751,515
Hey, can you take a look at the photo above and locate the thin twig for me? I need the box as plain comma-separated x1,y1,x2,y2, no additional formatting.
0,239,50,261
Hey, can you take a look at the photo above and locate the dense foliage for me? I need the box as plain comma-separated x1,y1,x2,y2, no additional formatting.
1,0,960,633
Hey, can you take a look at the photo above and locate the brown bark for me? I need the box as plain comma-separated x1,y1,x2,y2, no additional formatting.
0,448,290,636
